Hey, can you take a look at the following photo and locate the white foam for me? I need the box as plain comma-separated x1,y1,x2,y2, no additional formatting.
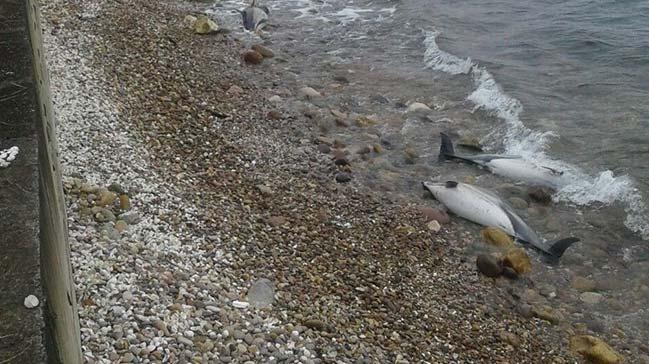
422,29,649,240
423,30,472,75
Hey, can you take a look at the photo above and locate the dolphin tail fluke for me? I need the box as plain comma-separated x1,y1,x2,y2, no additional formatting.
549,237,580,258
439,132,456,161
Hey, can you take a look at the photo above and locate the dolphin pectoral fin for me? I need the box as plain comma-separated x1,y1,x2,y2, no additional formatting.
548,237,579,258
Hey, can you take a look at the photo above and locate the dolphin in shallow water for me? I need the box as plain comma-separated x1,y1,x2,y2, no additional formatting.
241,0,269,33
423,180,579,259
438,132,567,188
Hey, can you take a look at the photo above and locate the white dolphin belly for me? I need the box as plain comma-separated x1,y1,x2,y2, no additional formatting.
485,158,563,188
431,184,515,234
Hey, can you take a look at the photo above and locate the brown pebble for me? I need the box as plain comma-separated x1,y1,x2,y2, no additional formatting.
317,144,331,154
119,194,131,210
418,207,450,224
475,254,503,278
267,110,282,120
242,50,263,65
335,173,352,183
476,254,503,278
251,44,274,58
528,186,554,204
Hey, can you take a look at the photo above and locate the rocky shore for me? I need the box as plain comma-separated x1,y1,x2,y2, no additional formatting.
36,0,624,362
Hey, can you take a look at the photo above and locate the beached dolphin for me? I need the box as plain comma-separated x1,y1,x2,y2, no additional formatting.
241,0,269,33
438,133,566,188
422,180,578,258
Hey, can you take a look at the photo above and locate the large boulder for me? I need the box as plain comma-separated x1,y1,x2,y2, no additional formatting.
569,335,624,364
193,15,218,34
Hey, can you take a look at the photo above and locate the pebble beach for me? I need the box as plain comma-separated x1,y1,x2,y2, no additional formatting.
37,0,624,362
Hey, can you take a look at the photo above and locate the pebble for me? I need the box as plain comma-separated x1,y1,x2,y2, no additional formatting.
527,186,553,204
426,220,441,232
247,278,275,308
316,144,330,154
119,212,141,225
243,50,264,65
406,102,431,113
579,292,604,305
268,95,282,103
335,173,352,183
24,295,39,308
418,207,450,224
476,255,502,278
232,300,250,309
298,87,321,100
571,276,597,292
251,44,275,58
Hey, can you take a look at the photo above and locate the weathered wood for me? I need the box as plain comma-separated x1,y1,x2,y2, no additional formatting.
26,0,83,362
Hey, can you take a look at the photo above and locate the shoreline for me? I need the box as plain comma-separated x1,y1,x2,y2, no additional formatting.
37,0,612,362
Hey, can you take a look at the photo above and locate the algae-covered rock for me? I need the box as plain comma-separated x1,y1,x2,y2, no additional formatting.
569,335,624,364
503,248,532,274
532,305,562,325
481,227,514,249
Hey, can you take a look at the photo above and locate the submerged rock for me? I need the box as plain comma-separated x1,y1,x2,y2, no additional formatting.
247,278,275,309
457,136,483,151
580,292,604,305
481,227,513,249
572,276,597,292
251,44,274,58
528,186,553,204
503,248,531,274
569,335,624,364
406,102,431,113
298,86,321,100
508,197,528,209
242,50,263,65
532,305,562,325
476,254,502,278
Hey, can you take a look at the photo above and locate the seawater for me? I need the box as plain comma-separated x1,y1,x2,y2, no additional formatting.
209,0,649,357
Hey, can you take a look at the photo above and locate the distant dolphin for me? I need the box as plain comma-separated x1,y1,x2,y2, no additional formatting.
438,132,567,188
241,0,269,33
423,180,579,258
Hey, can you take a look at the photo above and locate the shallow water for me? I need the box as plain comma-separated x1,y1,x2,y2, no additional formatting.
209,0,649,358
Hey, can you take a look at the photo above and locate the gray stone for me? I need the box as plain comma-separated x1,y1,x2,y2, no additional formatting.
580,292,604,305
476,255,502,278
298,87,321,100
119,211,141,225
92,207,116,223
247,278,274,309
335,173,352,183
508,197,528,209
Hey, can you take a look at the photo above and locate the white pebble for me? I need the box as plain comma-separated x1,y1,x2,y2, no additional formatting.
232,300,249,309
24,295,39,308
